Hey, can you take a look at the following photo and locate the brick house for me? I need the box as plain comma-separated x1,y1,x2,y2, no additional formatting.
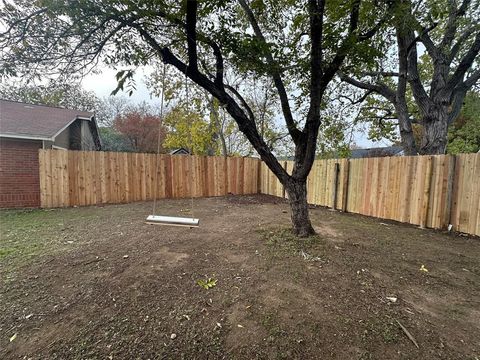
0,100,101,208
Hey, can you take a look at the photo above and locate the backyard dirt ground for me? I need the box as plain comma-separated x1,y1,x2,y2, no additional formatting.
0,194,479,359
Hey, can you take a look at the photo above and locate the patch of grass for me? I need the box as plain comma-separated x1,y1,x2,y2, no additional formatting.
0,208,95,278
257,227,323,257
361,318,399,344
261,312,285,338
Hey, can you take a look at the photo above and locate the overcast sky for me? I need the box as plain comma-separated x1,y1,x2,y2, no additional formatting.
81,67,391,149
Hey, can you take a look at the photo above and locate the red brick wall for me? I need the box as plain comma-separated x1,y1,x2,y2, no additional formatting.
0,138,41,208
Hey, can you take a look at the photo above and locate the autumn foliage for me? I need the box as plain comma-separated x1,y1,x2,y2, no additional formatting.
113,111,166,153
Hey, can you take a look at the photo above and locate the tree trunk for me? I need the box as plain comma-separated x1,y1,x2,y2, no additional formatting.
396,103,418,155
284,179,315,237
420,112,449,154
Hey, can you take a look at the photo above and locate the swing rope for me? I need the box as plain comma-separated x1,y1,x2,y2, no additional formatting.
152,62,167,217
185,66,195,220
151,62,195,220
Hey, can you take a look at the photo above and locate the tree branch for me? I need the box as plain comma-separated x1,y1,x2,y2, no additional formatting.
464,68,480,88
130,22,289,183
446,31,480,89
338,72,396,103
449,26,476,62
238,0,302,144
406,30,432,115
185,0,198,71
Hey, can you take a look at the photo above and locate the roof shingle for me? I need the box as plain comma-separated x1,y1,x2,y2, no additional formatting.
0,99,93,140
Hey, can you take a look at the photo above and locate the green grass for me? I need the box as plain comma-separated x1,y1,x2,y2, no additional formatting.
0,207,98,280
257,226,327,260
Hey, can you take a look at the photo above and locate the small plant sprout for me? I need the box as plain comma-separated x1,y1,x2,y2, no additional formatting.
197,278,217,290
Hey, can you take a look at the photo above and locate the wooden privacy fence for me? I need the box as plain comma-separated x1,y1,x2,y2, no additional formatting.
260,153,480,237
39,150,259,208
38,150,479,236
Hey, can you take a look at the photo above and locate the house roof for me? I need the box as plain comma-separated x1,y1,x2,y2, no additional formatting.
0,99,94,141
350,146,404,158
169,147,191,155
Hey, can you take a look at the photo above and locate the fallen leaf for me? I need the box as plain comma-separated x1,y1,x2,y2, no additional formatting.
9,333,17,342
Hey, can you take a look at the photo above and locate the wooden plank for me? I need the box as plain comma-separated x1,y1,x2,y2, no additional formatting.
61,150,69,207
38,150,47,207
77,151,85,206
470,154,480,235
67,150,77,207
420,156,434,228
331,162,339,210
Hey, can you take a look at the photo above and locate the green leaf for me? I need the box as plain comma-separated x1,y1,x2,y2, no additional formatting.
197,278,217,289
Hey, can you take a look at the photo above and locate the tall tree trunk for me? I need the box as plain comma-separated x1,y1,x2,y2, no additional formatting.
284,178,315,237
207,95,220,156
396,27,418,156
396,103,418,155
420,113,449,154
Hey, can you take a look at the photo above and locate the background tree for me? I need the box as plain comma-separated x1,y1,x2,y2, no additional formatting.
0,0,386,236
340,0,480,155
148,65,289,157
447,91,480,154
162,106,215,154
96,95,134,127
114,110,166,153
0,81,99,111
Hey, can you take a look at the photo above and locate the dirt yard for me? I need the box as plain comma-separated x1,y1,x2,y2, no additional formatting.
1,195,479,359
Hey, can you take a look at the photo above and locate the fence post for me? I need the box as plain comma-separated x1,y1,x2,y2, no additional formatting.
257,159,262,194
332,162,340,210
444,154,457,229
341,159,350,212
420,155,435,228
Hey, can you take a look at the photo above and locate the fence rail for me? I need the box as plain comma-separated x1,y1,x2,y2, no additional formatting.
38,150,259,208
260,153,480,237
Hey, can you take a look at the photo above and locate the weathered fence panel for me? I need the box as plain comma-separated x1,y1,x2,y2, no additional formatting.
451,153,480,235
39,150,260,208
259,153,480,237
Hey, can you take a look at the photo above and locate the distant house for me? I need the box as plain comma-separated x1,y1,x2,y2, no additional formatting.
0,99,102,208
169,147,190,155
350,146,404,158
0,99,101,150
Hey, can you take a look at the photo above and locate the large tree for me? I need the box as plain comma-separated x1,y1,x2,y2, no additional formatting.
0,0,386,236
340,0,480,155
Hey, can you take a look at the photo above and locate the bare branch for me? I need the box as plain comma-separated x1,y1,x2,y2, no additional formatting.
338,72,396,103
446,32,480,89
238,0,302,144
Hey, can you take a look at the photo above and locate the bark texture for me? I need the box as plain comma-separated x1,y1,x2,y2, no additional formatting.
285,179,315,237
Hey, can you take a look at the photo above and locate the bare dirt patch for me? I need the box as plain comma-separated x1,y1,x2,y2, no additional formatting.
1,195,479,359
